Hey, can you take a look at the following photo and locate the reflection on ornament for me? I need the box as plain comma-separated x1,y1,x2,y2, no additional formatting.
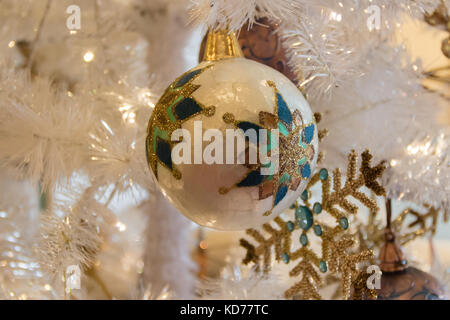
238,18,299,84
146,30,318,230
378,267,445,300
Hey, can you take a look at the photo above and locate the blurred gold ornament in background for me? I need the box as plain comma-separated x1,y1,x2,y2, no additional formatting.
423,0,450,96
372,200,446,300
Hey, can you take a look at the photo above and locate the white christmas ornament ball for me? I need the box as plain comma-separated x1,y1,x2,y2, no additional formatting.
146,33,318,230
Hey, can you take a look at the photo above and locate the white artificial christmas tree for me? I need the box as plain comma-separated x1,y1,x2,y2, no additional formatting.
0,0,448,299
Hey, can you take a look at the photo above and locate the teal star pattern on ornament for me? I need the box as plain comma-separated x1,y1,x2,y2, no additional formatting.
220,80,316,216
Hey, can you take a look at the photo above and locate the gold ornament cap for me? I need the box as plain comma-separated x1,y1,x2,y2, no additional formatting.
379,199,408,272
201,30,243,62
378,229,408,272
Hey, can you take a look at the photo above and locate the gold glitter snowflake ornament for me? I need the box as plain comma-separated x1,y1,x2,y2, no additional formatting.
240,150,387,299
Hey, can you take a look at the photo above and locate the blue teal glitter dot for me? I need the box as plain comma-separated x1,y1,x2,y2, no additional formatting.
295,206,313,231
300,190,309,201
319,260,328,273
313,202,322,214
276,93,292,126
174,69,202,88
274,185,288,206
282,253,290,264
340,217,349,230
319,168,328,181
300,234,308,246
301,163,311,178
313,224,322,236
286,221,295,232
303,124,315,144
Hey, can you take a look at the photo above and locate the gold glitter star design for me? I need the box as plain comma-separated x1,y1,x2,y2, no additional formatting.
146,66,215,180
220,80,316,216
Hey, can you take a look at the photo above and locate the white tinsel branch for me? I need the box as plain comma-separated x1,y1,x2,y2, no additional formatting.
198,266,285,299
0,66,93,190
0,169,58,299
37,186,111,282
189,0,302,31
317,43,449,209
280,7,360,100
